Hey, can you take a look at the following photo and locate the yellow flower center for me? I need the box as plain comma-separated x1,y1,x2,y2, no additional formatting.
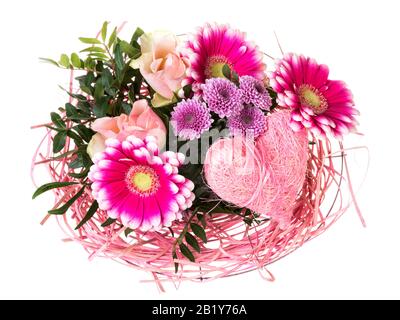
298,84,328,115
205,56,232,79
126,165,159,196
132,172,153,192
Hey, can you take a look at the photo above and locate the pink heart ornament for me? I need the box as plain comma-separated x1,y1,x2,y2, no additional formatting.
204,110,308,228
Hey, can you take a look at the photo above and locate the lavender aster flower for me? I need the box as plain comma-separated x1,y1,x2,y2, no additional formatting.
227,105,266,138
201,78,242,118
171,99,213,140
239,76,272,110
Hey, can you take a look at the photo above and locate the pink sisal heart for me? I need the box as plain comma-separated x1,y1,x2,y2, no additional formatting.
204,110,308,228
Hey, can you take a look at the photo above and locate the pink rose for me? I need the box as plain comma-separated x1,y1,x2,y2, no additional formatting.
87,99,167,158
131,31,189,100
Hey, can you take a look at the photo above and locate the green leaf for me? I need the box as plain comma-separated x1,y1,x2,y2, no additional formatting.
32,181,78,199
101,21,108,42
124,228,134,237
79,37,102,44
185,233,201,253
121,102,132,115
93,99,109,118
70,53,82,68
130,27,144,44
120,40,140,58
222,64,231,79
53,131,67,153
88,52,109,60
59,54,70,68
101,217,117,227
39,57,59,67
65,103,77,118
68,167,90,179
94,80,104,102
48,186,86,215
66,130,83,143
190,223,207,243
173,251,179,273
80,46,106,53
73,125,94,143
197,213,206,229
183,84,192,98
114,43,124,71
179,243,195,262
50,112,66,128
75,201,99,229
108,27,117,47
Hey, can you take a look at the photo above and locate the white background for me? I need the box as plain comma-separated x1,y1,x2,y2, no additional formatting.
0,0,399,299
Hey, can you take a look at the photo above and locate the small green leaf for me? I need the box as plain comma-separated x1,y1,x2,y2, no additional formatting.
120,40,140,58
50,112,66,128
48,186,86,215
79,37,102,44
114,43,124,71
197,213,207,229
80,46,106,53
68,167,90,179
88,52,109,60
70,53,82,68
39,57,59,67
108,27,117,47
65,103,77,118
101,21,108,42
185,233,200,253
124,228,134,237
53,131,67,153
179,243,195,262
94,80,104,102
130,27,144,44
173,251,179,273
73,125,94,143
101,217,117,227
66,130,83,142
190,223,207,243
121,102,132,115
59,54,70,68
32,181,78,199
222,64,231,79
75,201,99,229
183,84,192,98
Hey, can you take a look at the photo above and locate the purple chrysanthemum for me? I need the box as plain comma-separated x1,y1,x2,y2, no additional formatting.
227,105,266,138
201,78,242,118
239,76,272,110
171,99,213,140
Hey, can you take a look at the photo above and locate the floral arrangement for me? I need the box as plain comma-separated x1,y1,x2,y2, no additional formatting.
32,22,363,288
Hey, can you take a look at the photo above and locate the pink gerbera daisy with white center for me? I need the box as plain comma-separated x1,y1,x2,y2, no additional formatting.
88,136,195,231
183,23,266,93
269,53,359,138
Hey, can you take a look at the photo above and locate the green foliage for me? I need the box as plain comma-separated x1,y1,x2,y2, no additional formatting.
75,201,99,229
32,182,78,199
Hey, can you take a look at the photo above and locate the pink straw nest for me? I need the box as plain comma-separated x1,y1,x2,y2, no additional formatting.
31,123,365,291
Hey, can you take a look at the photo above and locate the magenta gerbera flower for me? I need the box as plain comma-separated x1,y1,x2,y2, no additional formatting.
89,136,195,231
269,53,359,138
171,99,213,140
202,78,242,118
183,23,266,93
227,105,266,138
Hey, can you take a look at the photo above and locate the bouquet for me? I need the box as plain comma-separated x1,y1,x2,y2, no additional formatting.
32,22,364,288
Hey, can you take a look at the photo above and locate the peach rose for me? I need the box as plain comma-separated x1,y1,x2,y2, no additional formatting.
131,31,189,101
87,99,167,158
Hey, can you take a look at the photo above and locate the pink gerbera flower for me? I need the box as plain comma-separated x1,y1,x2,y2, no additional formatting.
183,23,266,93
89,136,195,231
269,53,359,138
